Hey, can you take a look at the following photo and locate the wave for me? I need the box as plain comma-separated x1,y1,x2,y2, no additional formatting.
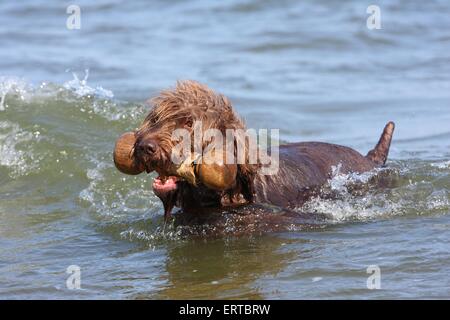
62,69,114,99
0,76,30,110
1,75,449,242
0,120,42,177
301,160,450,223
0,73,146,121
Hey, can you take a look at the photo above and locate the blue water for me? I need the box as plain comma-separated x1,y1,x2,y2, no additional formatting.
0,0,449,299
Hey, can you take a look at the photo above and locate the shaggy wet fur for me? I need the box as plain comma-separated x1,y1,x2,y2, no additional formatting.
134,81,257,205
134,80,395,233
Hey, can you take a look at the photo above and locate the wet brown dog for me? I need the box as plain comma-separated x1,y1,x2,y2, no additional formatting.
131,80,394,231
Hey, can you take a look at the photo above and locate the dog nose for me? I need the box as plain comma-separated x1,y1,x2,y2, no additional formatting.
143,141,157,155
138,140,158,155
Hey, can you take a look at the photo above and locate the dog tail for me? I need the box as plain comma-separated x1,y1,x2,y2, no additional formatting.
366,121,395,166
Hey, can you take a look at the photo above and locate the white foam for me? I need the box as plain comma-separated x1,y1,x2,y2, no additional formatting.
62,70,147,122
303,195,403,222
301,167,400,222
1,74,146,124
329,163,377,193
0,77,30,110
426,190,450,210
0,121,41,177
63,69,114,99
119,225,182,242
431,160,450,169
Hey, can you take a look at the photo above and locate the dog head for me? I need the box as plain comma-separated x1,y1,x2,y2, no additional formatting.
134,80,257,216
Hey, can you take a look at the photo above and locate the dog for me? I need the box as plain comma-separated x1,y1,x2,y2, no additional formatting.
133,80,394,230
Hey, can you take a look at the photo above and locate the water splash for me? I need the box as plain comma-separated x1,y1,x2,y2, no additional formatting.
63,69,114,99
78,153,157,220
300,166,396,222
119,224,184,243
0,77,29,111
0,121,42,177
301,161,450,223
61,70,146,122
328,163,376,194
431,160,450,169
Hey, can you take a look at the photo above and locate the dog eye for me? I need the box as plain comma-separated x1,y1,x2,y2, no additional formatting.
184,119,193,128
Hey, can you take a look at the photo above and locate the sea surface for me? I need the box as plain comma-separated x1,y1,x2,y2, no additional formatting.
1,0,449,299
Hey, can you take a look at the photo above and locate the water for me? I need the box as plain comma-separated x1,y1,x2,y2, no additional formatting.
1,0,450,299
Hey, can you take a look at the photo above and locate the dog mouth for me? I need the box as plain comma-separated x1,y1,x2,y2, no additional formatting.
151,174,180,219
140,155,182,195
152,175,179,194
